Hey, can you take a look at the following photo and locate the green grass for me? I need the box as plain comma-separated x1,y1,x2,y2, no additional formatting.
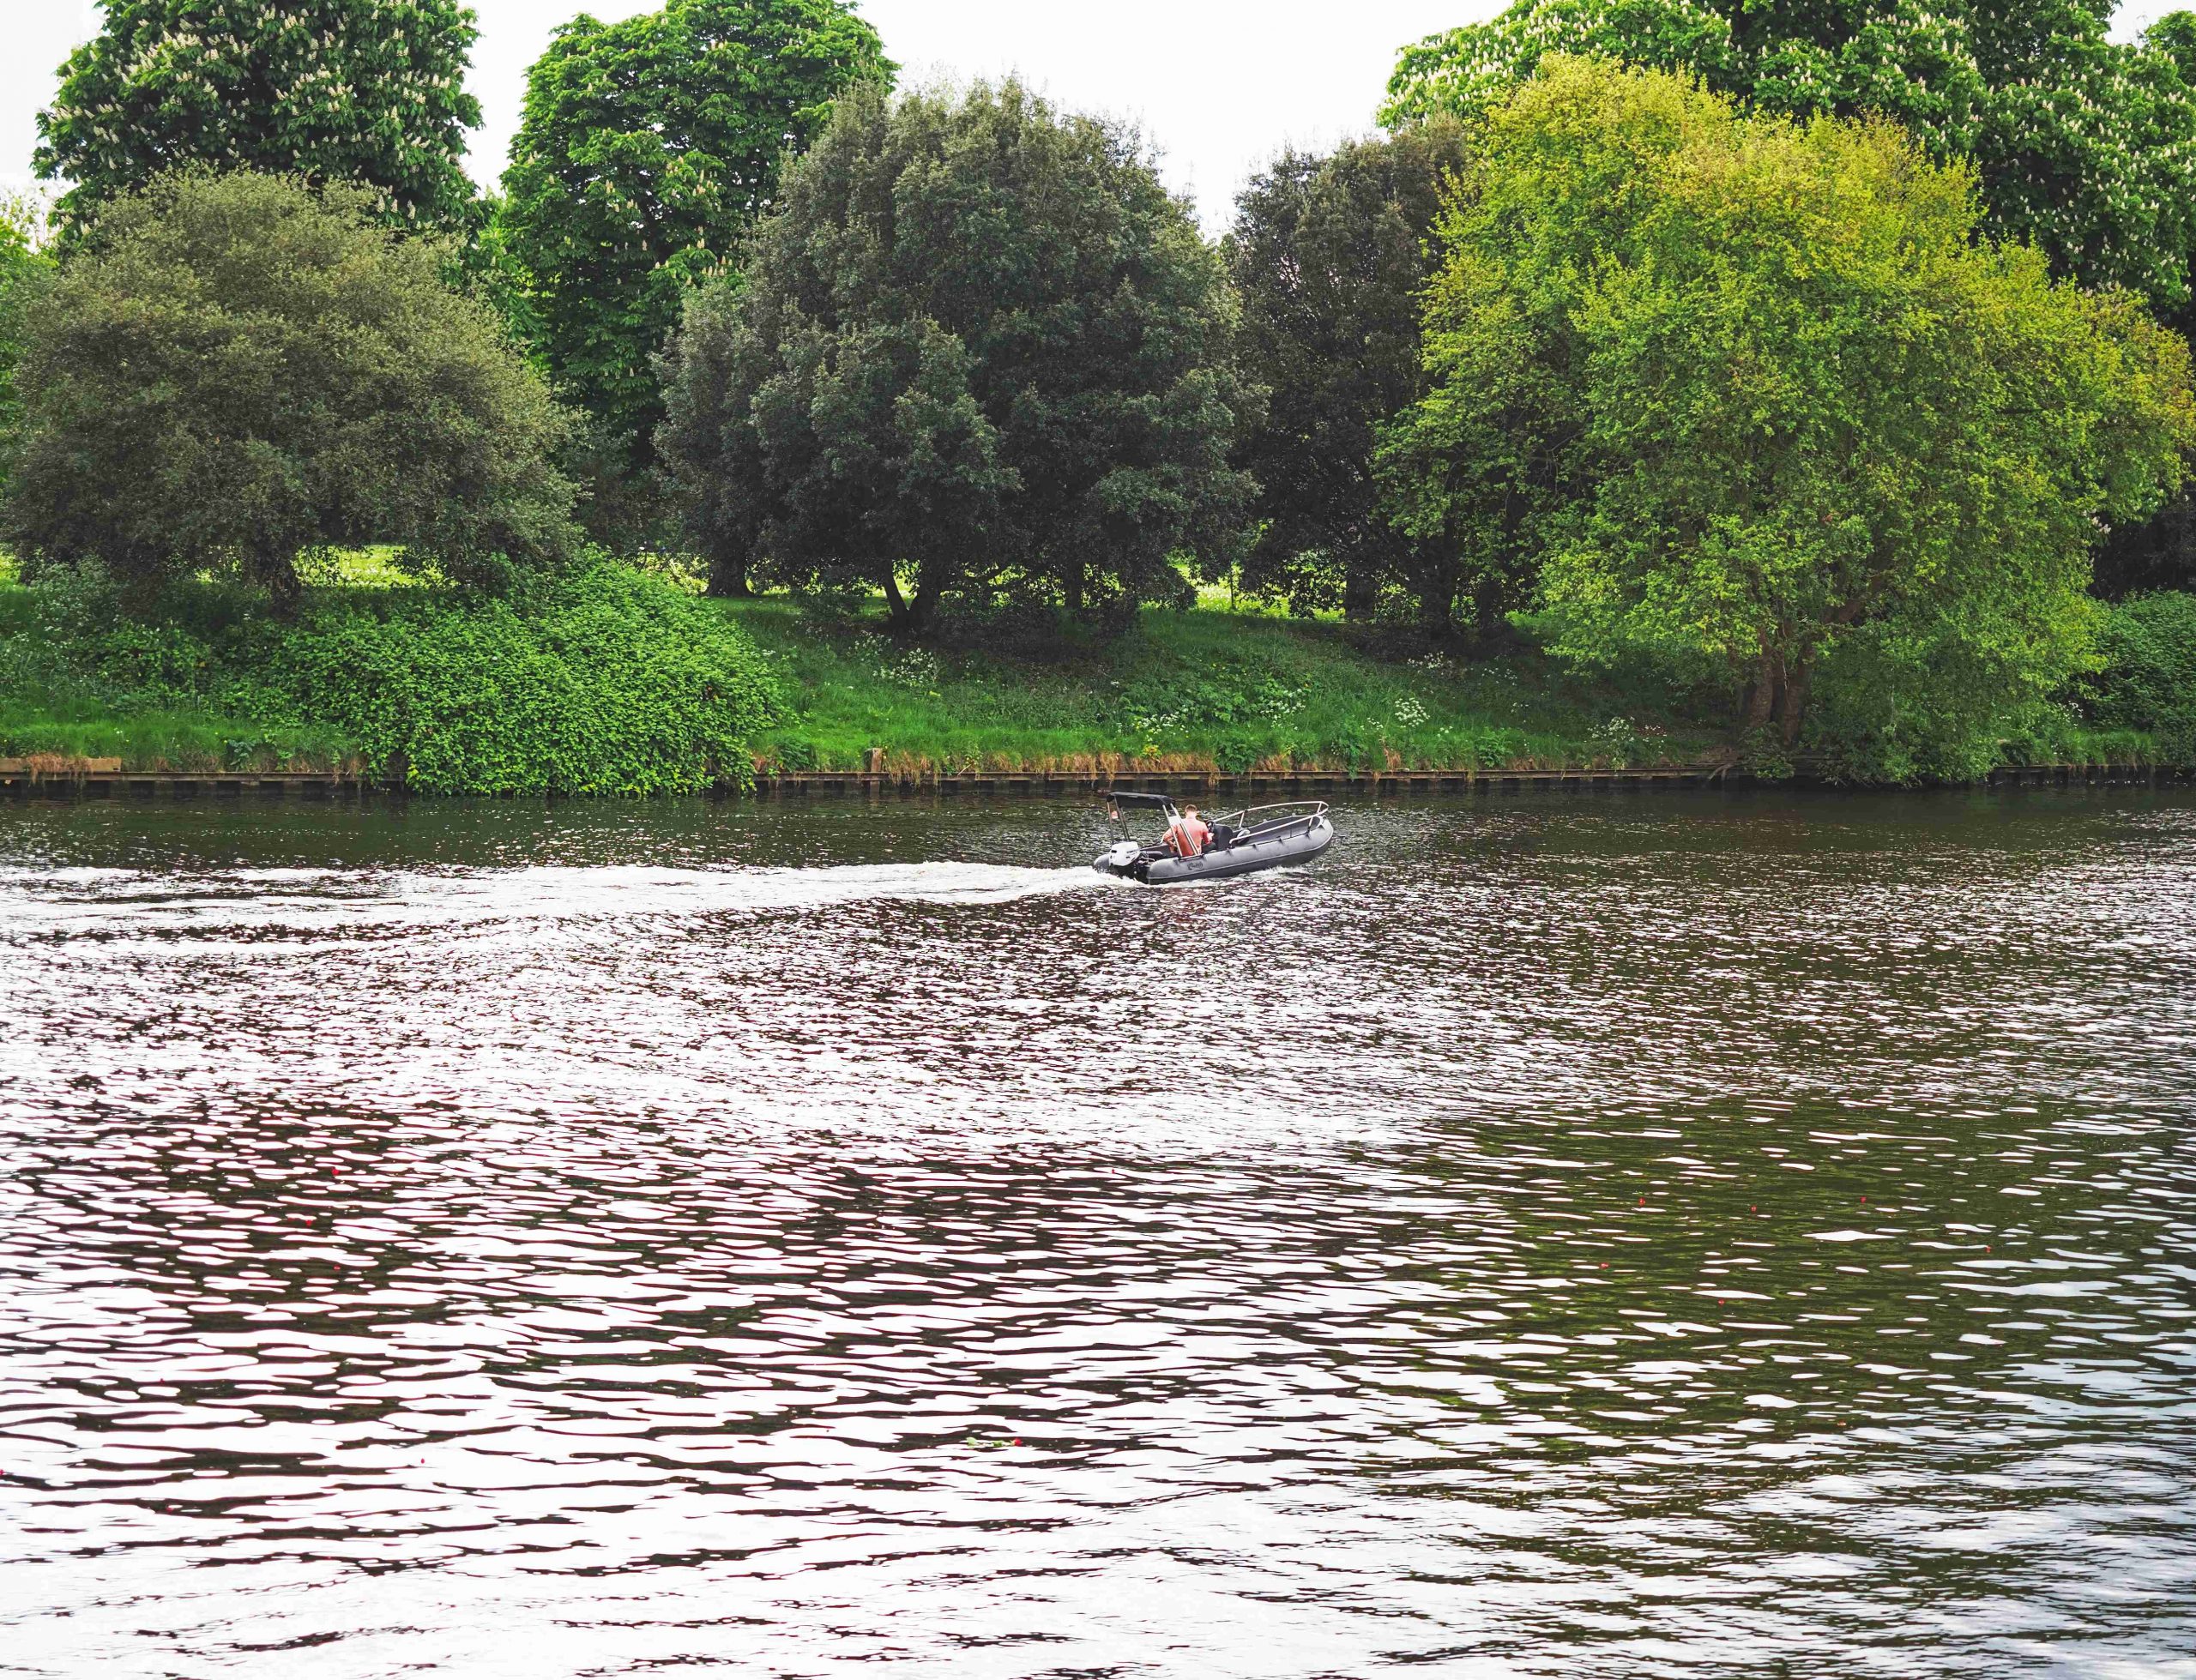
0,553,2175,782
721,597,1725,774
0,565,361,770
0,696,359,770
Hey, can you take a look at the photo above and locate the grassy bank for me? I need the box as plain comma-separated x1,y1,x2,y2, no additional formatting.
0,557,2182,786
723,599,1725,774
0,574,359,769
0,556,1740,778
0,558,779,792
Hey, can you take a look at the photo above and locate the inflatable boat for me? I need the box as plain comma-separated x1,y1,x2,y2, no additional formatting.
1092,792,1335,885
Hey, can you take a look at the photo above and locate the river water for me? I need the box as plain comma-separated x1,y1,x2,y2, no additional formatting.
0,790,2191,1678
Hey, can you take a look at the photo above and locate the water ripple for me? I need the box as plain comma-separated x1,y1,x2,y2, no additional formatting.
0,791,2191,1677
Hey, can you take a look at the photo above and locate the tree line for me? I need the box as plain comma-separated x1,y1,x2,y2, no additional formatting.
2,0,2193,757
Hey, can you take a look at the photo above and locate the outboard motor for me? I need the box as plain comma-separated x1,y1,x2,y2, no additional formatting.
1095,840,1143,877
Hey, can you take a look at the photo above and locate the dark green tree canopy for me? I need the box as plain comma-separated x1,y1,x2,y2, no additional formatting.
1226,120,1474,629
1383,0,2196,304
493,0,890,538
35,0,483,232
1380,57,2195,750
659,80,1258,627
3,171,576,613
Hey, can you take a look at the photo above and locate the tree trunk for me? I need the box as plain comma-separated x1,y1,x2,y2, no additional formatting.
1342,564,1378,622
1418,575,1455,639
906,581,937,632
264,553,303,624
881,569,911,626
704,550,751,599
1775,657,1813,747
1469,577,1506,646
1739,653,1778,733
1064,561,1085,617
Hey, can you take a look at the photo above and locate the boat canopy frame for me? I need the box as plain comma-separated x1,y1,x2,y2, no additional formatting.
1101,793,1330,842
1209,800,1330,841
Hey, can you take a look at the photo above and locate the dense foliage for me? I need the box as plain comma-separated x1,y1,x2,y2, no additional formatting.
1380,58,2196,749
7,6,2190,788
0,199,51,497
35,0,483,232
659,80,1258,624
1225,121,1476,629
3,172,577,615
2,558,783,792
273,565,783,792
2084,590,2196,759
494,0,890,545
1381,0,2196,306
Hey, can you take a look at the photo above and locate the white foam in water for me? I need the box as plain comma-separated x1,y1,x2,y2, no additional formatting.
407,861,1122,918
0,859,1127,942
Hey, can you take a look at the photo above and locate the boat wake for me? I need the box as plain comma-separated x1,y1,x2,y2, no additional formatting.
0,860,1126,943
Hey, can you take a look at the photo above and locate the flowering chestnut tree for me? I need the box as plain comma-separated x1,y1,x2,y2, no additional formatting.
35,0,483,231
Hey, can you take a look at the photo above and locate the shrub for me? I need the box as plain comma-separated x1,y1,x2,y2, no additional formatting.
2088,591,2196,762
267,566,782,794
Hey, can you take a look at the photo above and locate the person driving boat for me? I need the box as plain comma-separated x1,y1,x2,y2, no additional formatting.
1164,804,1212,858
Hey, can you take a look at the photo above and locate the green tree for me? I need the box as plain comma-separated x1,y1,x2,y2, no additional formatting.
1225,120,1479,630
2099,10,2196,594
34,0,482,232
1381,0,2196,305
659,80,1258,625
1381,58,2195,750
0,196,54,495
3,171,576,617
493,0,890,549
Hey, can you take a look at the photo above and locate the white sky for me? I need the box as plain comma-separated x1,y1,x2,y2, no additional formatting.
4,1,2188,232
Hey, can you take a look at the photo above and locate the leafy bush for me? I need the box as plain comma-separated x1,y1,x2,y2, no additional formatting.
0,559,782,791
268,567,782,794
1801,624,2030,783
2087,591,2196,762
0,558,237,713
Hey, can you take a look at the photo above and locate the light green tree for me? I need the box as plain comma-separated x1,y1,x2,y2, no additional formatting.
1381,58,2196,754
1382,1,2196,306
35,0,482,232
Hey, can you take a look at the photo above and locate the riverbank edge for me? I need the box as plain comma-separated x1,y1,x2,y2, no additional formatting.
3,761,2181,798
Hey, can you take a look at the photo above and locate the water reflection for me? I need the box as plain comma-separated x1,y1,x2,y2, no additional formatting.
0,791,2191,1677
